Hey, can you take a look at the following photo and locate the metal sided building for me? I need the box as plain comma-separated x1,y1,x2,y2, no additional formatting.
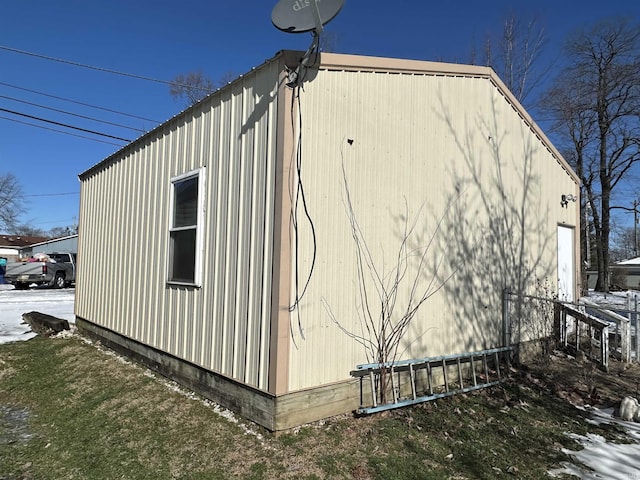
30,234,78,255
76,51,580,431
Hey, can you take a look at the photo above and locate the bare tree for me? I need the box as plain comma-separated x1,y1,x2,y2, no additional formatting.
169,71,240,108
499,14,547,104
11,224,46,237
610,224,637,262
216,71,237,87
0,172,25,233
542,18,640,292
474,13,548,108
48,224,77,238
169,71,215,107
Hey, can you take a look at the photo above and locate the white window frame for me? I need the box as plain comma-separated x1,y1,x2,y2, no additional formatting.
167,167,206,287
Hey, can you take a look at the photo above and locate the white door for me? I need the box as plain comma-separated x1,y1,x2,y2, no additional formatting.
557,225,575,302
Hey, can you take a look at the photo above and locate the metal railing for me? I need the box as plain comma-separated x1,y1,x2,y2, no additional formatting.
581,292,639,362
555,302,610,369
503,289,639,366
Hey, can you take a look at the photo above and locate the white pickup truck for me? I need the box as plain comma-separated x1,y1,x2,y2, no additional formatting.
4,252,77,290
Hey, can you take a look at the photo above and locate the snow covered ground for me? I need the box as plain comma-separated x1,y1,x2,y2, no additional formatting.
0,284,75,344
583,289,639,309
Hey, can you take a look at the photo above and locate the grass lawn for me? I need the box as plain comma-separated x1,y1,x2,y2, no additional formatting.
0,332,636,479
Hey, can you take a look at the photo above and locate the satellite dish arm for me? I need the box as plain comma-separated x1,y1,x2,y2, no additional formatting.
286,33,320,87
311,0,324,34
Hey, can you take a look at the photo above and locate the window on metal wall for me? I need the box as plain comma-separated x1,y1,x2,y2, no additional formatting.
168,168,205,286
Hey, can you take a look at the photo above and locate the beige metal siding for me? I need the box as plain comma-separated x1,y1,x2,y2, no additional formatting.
285,65,579,391
78,51,580,401
77,61,281,390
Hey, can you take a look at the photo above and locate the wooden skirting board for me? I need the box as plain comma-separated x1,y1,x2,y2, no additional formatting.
75,316,360,432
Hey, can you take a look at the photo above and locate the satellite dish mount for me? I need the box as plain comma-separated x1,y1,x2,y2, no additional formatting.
271,0,345,86
309,0,324,34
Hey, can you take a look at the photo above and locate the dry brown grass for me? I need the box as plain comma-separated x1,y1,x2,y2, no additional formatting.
2,333,640,480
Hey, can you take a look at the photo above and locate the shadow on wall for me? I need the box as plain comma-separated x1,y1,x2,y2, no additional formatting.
415,92,556,355
328,86,558,368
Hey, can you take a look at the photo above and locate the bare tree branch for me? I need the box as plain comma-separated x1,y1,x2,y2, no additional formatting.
322,156,463,402
0,172,25,232
169,71,223,107
541,17,640,292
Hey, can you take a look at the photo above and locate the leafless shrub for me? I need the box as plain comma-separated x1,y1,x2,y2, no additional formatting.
322,162,459,403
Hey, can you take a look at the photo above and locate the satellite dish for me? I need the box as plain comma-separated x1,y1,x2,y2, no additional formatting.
272,0,345,34
271,0,345,87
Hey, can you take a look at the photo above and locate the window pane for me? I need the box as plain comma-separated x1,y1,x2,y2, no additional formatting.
169,229,196,283
173,177,198,228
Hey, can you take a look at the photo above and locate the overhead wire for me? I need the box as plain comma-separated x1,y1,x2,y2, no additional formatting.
0,45,181,224
0,45,214,92
0,81,161,123
23,192,79,197
0,95,146,133
0,46,174,143
0,115,127,146
0,107,131,142
0,45,218,144
30,218,78,226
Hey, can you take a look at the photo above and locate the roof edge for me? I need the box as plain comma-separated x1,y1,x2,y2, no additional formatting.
28,234,79,248
78,50,297,182
79,50,579,186
317,52,495,77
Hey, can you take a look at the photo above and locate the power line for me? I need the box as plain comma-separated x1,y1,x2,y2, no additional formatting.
23,192,79,197
0,81,161,123
30,218,78,226
0,45,214,92
0,95,146,133
0,107,132,142
0,116,125,146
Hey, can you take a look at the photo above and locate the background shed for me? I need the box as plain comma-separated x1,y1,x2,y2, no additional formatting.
30,234,78,256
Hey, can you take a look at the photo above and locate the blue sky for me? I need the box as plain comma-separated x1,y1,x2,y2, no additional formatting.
1,0,638,233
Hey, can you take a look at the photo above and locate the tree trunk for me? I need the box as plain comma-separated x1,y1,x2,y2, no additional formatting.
597,64,611,293
592,200,606,292
599,185,611,292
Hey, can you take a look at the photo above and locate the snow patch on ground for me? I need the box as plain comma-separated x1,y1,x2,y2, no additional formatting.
583,289,638,308
551,432,640,479
0,284,75,344
586,406,640,442
549,406,640,479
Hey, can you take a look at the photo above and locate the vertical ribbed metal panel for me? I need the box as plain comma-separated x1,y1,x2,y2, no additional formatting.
286,67,579,391
77,61,281,390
